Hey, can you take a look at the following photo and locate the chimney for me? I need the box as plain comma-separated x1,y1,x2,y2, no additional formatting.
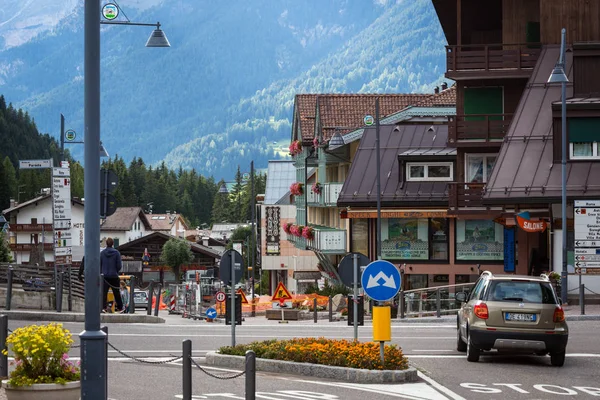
9,198,16,208
202,236,209,247
441,82,448,90
434,86,440,94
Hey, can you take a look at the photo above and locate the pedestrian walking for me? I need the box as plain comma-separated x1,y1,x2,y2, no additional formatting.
120,281,130,313
101,237,124,313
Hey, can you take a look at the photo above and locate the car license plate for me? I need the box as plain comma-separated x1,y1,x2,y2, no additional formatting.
505,312,536,322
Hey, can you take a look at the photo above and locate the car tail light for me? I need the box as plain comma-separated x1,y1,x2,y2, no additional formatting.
553,306,565,322
474,302,489,320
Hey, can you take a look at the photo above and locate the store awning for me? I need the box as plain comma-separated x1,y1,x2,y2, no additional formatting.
347,209,450,219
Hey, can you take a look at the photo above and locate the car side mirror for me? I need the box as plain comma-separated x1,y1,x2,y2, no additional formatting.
455,292,467,302
557,297,562,305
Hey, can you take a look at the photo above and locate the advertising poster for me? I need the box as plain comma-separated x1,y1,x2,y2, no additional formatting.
381,219,428,260
457,220,503,261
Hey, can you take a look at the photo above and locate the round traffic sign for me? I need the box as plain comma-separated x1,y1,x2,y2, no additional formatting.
205,307,217,319
364,115,374,126
219,249,244,286
338,252,370,288
102,3,119,20
65,129,76,141
215,291,226,302
361,260,401,302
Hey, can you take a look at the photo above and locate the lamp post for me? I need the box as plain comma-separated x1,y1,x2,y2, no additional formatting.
547,28,569,305
81,2,169,399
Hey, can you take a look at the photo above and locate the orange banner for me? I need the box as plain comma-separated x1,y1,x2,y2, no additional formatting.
515,215,547,233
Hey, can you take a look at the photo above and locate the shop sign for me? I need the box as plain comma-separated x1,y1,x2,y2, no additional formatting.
348,210,447,219
515,212,547,233
266,206,280,255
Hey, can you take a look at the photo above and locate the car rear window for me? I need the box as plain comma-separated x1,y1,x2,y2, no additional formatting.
134,292,147,300
487,281,556,304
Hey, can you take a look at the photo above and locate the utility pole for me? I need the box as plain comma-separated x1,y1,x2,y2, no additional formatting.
251,161,256,317
60,114,65,162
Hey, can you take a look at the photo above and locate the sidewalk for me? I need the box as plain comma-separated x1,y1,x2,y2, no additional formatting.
0,309,164,323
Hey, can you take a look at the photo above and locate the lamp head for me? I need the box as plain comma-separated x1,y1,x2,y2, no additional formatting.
547,64,569,84
218,183,229,195
146,23,171,47
99,141,110,158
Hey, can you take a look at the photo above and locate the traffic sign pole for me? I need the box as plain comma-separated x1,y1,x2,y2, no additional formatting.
353,253,358,341
230,250,235,346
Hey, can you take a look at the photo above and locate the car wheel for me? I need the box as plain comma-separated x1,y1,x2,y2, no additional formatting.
550,350,566,367
466,331,480,362
457,325,467,352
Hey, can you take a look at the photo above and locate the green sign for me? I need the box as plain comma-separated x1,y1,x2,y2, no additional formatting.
364,115,374,126
102,3,119,20
65,130,76,142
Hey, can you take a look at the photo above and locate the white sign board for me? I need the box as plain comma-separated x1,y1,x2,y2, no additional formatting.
54,219,72,230
54,238,72,248
52,167,70,177
574,202,600,246
19,159,52,169
55,247,72,256
53,167,72,264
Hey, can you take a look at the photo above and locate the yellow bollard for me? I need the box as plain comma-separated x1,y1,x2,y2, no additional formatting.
372,306,391,342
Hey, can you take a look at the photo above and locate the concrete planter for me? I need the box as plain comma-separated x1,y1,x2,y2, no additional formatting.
2,380,80,400
205,352,418,384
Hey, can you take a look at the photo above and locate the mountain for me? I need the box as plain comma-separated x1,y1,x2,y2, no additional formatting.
0,0,447,179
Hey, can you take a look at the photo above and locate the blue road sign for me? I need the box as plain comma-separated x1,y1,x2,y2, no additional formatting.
361,260,401,302
206,307,217,319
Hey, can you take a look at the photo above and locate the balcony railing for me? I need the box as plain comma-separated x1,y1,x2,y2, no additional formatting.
448,182,486,211
13,223,54,232
446,44,541,79
307,183,344,206
9,243,54,251
448,114,512,147
306,226,346,254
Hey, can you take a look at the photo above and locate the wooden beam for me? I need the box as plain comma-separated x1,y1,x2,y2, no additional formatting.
457,0,462,46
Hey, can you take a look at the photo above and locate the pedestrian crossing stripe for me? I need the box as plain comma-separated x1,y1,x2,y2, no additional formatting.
236,289,249,304
272,282,292,301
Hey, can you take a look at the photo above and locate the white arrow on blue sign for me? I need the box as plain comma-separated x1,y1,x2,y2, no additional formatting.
206,307,217,319
361,260,401,301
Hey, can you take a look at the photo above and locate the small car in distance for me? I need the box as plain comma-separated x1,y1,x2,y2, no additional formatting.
456,271,568,366
133,290,149,310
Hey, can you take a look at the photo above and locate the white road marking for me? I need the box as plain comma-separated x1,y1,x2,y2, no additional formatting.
136,323,456,329
418,371,466,400
412,350,454,352
108,334,455,339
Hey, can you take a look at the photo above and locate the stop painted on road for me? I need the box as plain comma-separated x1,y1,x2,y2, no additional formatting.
461,383,600,396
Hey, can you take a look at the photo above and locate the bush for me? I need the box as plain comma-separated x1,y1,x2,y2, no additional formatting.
3,323,80,387
305,280,350,297
219,337,408,370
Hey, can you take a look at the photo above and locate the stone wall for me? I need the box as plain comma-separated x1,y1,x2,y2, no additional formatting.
0,288,85,312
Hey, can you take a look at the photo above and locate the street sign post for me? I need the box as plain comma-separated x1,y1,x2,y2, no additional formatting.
338,252,370,341
361,260,401,302
220,249,243,346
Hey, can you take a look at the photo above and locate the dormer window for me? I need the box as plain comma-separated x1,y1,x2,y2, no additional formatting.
568,118,600,160
406,162,453,181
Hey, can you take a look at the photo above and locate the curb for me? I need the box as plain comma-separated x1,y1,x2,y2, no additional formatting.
0,310,165,323
565,314,600,321
205,352,418,384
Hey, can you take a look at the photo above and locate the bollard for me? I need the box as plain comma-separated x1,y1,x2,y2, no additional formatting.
0,315,7,378
182,339,192,400
101,326,108,395
57,272,64,313
313,298,317,323
129,276,136,314
328,296,333,322
147,281,155,316
436,288,441,318
580,284,585,315
245,350,256,400
6,268,13,311
154,284,162,317
400,290,405,319
67,265,73,312
100,274,105,313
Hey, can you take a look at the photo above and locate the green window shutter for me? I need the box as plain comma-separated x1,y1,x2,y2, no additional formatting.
526,22,541,46
114,238,120,248
464,87,503,121
568,118,600,142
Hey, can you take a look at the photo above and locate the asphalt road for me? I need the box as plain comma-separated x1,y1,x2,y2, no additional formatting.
6,314,600,399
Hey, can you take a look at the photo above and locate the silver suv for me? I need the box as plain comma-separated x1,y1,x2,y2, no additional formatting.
455,271,568,366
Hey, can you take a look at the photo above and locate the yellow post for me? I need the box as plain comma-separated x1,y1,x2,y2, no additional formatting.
372,306,391,341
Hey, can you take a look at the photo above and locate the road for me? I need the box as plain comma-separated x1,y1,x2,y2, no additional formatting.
7,314,600,399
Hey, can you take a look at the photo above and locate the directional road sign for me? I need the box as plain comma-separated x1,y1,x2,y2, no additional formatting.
219,249,243,286
205,307,217,319
575,261,600,268
215,291,226,302
361,260,401,302
338,252,370,288
574,200,600,247
19,159,52,169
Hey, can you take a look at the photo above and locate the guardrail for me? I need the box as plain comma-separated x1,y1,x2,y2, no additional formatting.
399,282,476,318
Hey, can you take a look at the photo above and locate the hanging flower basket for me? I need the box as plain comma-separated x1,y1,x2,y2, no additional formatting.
312,182,322,195
282,222,293,234
296,225,305,237
302,226,315,240
289,140,303,156
312,138,320,148
290,182,304,196
289,225,300,237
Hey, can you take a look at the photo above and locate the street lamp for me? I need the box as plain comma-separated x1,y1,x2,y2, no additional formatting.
82,2,169,399
219,182,229,194
547,28,569,305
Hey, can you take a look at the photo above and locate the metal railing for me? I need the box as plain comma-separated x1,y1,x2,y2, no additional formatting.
306,226,346,254
448,114,512,145
446,43,541,75
399,282,476,318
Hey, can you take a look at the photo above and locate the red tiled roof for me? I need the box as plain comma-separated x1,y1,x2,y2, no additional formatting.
414,85,456,107
294,94,318,143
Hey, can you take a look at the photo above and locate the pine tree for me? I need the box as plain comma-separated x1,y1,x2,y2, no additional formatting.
229,166,244,222
211,180,231,224
0,232,12,262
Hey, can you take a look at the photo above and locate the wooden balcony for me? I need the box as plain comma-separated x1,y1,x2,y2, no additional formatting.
446,44,541,80
9,243,54,251
13,223,53,232
307,183,344,207
448,114,512,147
448,182,486,213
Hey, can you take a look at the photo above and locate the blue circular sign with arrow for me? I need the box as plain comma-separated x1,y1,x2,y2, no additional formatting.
361,260,401,302
205,307,217,319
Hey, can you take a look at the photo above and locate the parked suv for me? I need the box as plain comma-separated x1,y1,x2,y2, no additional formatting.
456,271,568,366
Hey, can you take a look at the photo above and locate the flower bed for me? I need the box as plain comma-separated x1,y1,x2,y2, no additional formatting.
218,337,408,371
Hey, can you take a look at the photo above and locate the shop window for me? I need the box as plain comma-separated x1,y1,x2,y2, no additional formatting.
351,219,368,256
466,154,497,183
456,219,504,261
382,218,449,261
568,118,600,160
404,274,428,290
31,218,38,224
406,162,453,182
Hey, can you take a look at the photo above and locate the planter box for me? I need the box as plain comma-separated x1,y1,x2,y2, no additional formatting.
265,309,300,320
2,380,80,400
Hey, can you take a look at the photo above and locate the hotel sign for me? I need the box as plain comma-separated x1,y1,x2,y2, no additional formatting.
265,206,280,255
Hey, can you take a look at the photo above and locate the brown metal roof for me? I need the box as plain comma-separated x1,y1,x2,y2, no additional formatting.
101,207,151,231
484,45,600,203
338,124,453,207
